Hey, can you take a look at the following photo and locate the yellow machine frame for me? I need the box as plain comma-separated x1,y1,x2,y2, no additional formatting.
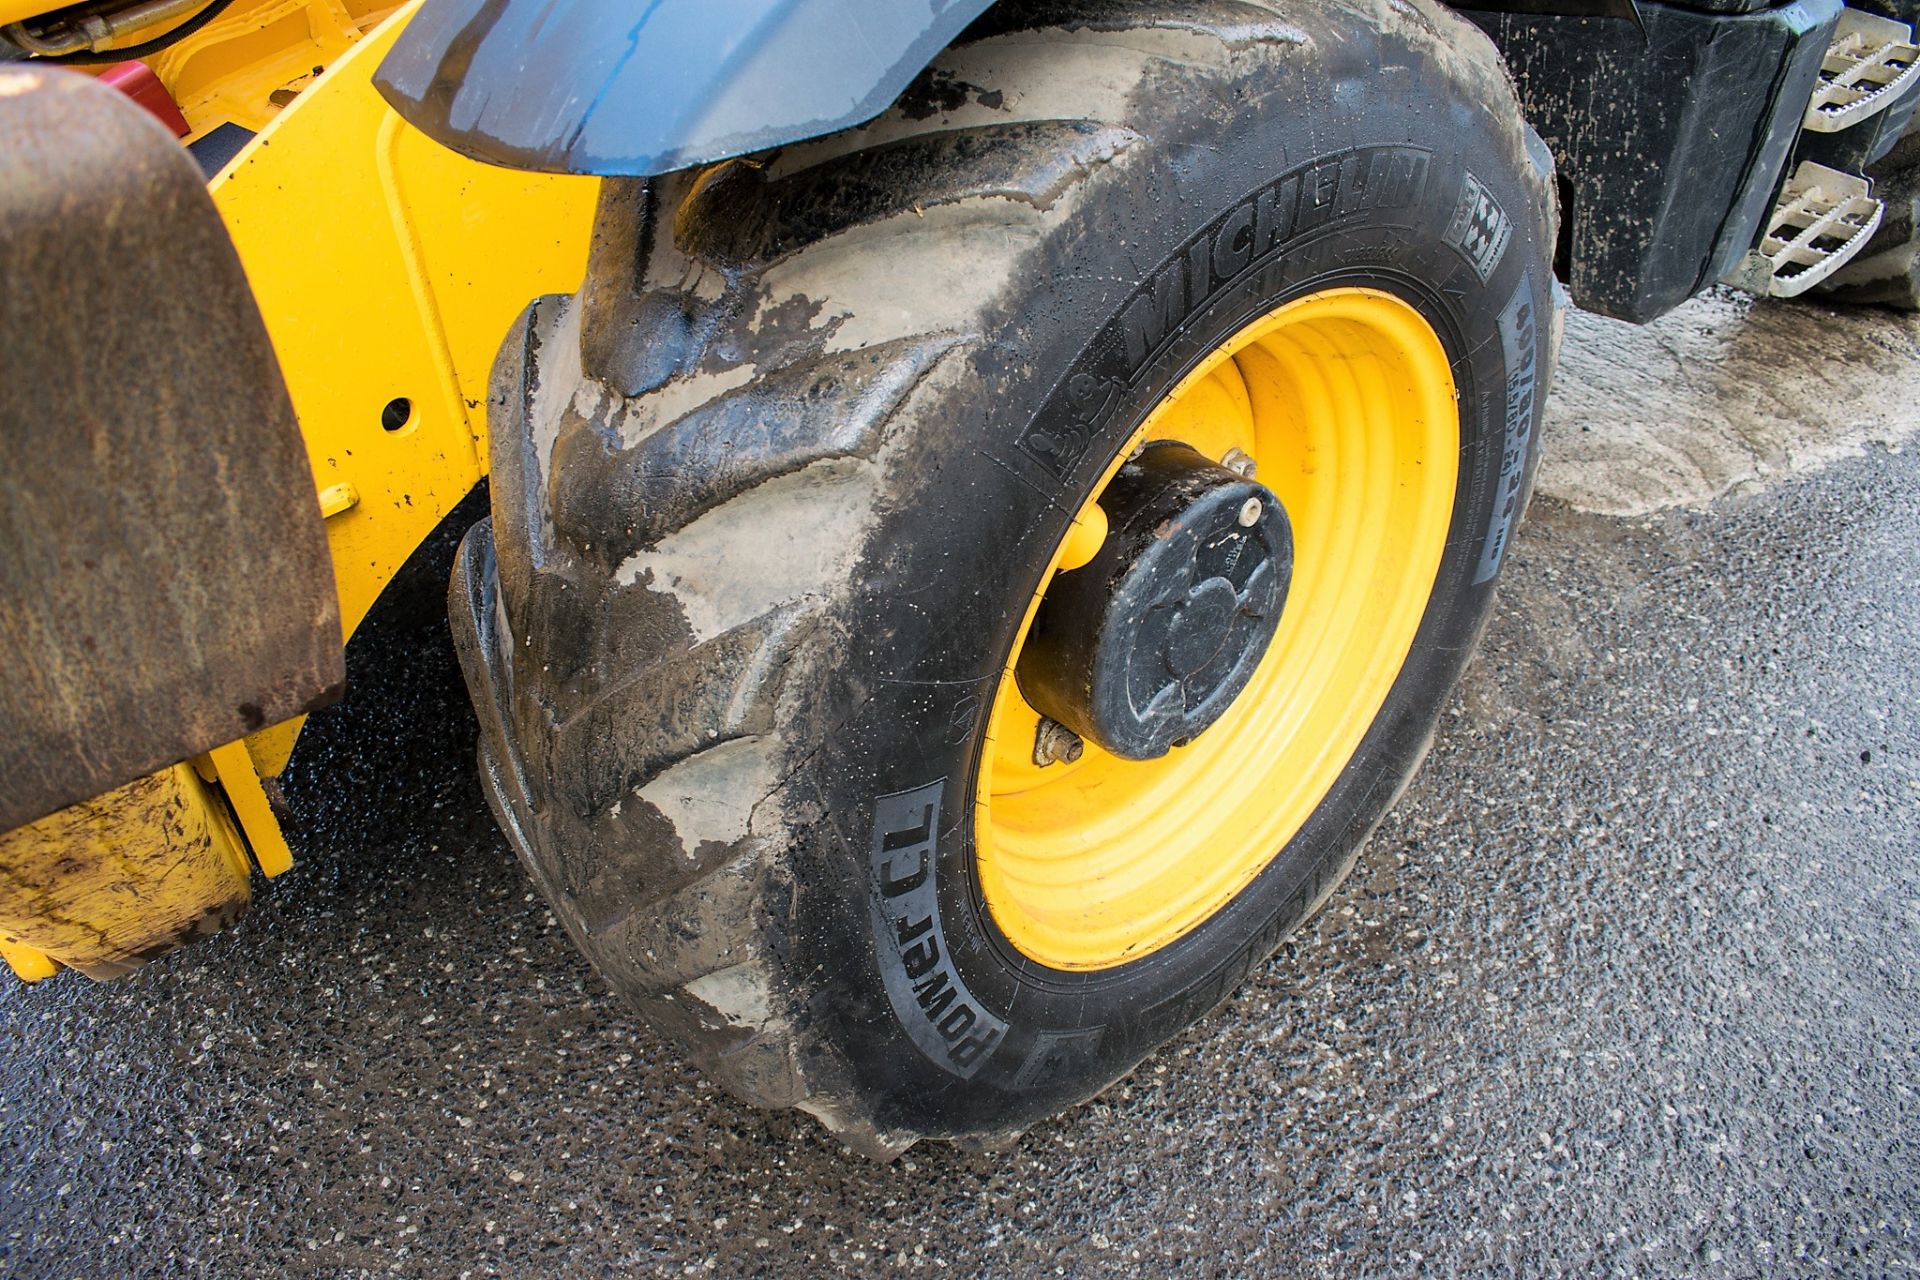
0,0,598,979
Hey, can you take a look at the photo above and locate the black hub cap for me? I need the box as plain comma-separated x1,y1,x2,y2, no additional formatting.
1016,442,1294,760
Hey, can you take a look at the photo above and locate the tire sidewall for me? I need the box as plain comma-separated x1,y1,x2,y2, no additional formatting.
787,24,1554,1135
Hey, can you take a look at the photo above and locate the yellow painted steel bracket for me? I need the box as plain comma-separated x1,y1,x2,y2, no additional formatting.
0,1,596,981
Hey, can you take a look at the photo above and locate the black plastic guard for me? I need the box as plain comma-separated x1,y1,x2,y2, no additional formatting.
1469,0,1842,321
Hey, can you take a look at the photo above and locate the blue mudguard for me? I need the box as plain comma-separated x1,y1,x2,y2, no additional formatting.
373,0,1000,177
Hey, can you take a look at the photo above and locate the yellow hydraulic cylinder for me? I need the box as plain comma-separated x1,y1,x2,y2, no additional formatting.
0,763,255,980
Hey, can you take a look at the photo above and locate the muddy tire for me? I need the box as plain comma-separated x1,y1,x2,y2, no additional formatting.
452,0,1556,1153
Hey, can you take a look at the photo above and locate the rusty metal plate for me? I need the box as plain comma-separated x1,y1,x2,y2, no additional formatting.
0,67,344,834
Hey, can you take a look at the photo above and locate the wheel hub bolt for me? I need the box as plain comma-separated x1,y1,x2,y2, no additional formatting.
1032,717,1085,767
1222,447,1257,479
1237,497,1262,527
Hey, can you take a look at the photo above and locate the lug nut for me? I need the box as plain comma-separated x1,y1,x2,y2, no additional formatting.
1033,717,1085,767
1222,448,1257,479
1236,497,1262,527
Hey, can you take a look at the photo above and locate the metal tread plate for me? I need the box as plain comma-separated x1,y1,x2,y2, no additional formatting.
1805,8,1920,132
1743,161,1887,296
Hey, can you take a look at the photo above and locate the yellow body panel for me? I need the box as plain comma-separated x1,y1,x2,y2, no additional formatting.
208,6,598,642
976,288,1460,970
202,6,593,865
0,2,595,977
3,0,393,141
0,0,58,25
151,0,398,141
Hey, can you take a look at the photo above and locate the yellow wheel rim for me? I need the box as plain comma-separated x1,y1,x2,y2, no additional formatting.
975,287,1459,971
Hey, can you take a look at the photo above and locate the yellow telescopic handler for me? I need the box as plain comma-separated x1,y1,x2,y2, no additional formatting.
1,0,1913,1151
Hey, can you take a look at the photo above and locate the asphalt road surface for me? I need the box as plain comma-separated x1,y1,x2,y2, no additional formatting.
5,291,1919,1278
